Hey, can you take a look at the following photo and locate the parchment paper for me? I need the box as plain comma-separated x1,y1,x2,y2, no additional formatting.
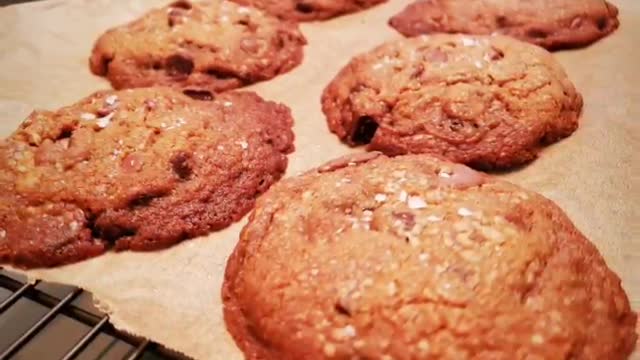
0,0,638,359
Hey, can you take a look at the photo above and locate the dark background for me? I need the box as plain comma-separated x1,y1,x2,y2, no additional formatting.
1,0,39,6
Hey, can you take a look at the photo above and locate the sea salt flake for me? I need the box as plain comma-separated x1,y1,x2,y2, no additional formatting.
237,6,251,14
457,207,473,217
408,196,427,209
105,95,118,106
418,339,430,351
461,37,478,47
217,145,225,151
223,101,233,107
426,215,442,222
398,190,408,202
374,193,387,202
387,282,397,296
323,343,336,357
80,113,96,121
392,170,406,178
236,140,249,150
438,171,451,178
342,325,356,337
531,334,544,344
96,112,115,128
69,221,80,231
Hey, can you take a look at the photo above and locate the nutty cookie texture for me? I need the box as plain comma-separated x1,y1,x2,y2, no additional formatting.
0,87,294,268
223,153,637,360
389,0,620,50
89,0,306,96
321,34,583,169
229,0,387,22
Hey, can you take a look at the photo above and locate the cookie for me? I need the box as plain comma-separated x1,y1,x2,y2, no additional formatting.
223,153,637,360
0,87,295,268
321,34,583,169
389,0,620,50
229,0,387,21
89,0,306,96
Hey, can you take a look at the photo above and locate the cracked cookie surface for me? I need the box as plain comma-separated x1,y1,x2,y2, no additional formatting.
229,0,387,21
389,0,620,50
321,34,583,169
0,87,295,268
223,153,637,360
90,0,306,96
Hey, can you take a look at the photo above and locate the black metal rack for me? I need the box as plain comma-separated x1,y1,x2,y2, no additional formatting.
0,268,180,360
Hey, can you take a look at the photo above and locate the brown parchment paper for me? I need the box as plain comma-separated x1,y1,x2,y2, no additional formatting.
0,0,638,358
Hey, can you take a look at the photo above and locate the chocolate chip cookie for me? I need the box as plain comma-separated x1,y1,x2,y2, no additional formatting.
90,0,307,96
223,153,637,360
389,0,620,50
0,87,295,268
229,0,387,21
321,34,583,169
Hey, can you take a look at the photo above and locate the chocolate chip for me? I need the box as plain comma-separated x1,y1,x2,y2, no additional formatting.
170,151,193,180
596,17,608,31
392,212,416,230
183,89,214,101
495,15,508,27
144,99,157,110
411,64,425,78
426,48,448,63
168,8,187,27
206,68,238,81
97,105,116,117
55,128,73,141
486,46,504,61
236,18,258,32
334,300,352,316
169,0,192,10
295,2,314,13
526,28,548,38
121,153,144,173
570,17,583,29
165,54,194,77
240,37,266,54
128,194,155,208
97,55,113,75
98,224,136,244
351,116,379,145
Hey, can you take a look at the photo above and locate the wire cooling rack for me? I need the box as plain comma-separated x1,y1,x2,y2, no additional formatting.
0,268,183,360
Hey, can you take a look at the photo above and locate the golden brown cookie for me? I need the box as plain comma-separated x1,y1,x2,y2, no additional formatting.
321,34,583,169
389,0,620,50
223,153,637,360
229,0,387,21
89,0,306,96
0,87,295,268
